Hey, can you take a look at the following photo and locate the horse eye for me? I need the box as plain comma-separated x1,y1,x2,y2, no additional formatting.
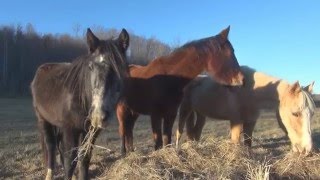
292,112,300,117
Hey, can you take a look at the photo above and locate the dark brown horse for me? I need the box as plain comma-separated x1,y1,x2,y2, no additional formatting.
117,26,245,154
31,28,129,180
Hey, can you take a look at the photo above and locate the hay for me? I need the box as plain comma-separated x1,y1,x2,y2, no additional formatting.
99,136,320,180
76,126,98,161
272,152,320,179
101,137,264,179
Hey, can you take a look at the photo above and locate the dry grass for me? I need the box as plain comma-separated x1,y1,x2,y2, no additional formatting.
1,98,320,179
101,137,320,180
272,152,320,179
103,138,256,179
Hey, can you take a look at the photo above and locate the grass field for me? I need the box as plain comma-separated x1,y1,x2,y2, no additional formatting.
0,98,319,179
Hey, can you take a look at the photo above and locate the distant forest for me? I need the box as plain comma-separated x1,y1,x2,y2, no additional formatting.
0,24,172,96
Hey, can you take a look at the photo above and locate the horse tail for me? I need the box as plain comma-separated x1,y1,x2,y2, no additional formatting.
54,127,64,167
193,111,206,141
38,125,47,166
176,78,202,148
176,94,195,148
35,107,48,167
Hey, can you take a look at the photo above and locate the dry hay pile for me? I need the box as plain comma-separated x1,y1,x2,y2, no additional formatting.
98,135,320,180
272,152,320,179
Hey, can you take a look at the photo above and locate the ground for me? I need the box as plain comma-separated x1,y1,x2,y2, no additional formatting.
0,98,319,179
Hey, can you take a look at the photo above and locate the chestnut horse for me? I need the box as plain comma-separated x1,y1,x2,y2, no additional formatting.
31,29,129,180
117,26,244,154
176,66,315,154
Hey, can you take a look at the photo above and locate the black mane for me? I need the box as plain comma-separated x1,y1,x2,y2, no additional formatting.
61,39,128,109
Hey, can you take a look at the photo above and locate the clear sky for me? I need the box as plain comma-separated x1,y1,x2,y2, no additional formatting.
1,0,319,92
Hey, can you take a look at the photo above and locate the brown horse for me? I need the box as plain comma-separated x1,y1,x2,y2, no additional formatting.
31,29,129,180
117,26,245,154
176,66,316,154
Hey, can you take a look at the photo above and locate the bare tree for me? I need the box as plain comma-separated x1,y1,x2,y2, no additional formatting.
0,24,171,96
72,23,81,37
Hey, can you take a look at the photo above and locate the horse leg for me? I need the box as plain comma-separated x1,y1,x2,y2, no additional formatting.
163,112,177,147
124,112,138,153
243,120,257,147
38,118,56,180
78,129,100,180
230,120,243,144
117,102,127,155
151,113,163,150
117,102,138,155
193,112,206,141
60,128,79,180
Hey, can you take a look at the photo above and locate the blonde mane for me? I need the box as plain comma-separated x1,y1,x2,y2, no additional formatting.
240,65,286,90
301,90,316,113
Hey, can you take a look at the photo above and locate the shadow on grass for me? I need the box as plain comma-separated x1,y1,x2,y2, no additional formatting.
252,131,320,155
253,135,290,149
313,131,320,150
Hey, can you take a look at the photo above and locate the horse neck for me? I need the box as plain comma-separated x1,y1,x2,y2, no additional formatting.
158,47,206,79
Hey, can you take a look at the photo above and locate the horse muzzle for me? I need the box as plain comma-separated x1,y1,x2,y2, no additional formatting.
293,142,313,155
90,111,108,129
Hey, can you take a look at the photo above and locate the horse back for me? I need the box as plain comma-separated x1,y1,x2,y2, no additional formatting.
31,63,84,127
184,77,241,119
124,75,191,114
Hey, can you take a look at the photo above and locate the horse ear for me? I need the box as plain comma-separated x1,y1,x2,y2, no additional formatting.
86,28,100,53
219,25,230,41
290,81,301,94
118,28,130,51
303,81,315,93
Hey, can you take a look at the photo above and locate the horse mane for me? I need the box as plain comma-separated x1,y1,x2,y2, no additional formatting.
105,41,128,80
62,40,127,109
240,66,315,112
63,55,92,109
239,65,256,73
175,35,226,57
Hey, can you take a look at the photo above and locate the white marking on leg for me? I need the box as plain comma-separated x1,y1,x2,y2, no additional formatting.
45,168,53,180
176,130,181,149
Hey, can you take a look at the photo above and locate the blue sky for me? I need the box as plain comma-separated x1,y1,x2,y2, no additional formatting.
1,0,319,92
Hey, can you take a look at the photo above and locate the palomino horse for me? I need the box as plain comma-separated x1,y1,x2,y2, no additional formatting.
117,26,245,154
176,66,316,154
31,28,129,180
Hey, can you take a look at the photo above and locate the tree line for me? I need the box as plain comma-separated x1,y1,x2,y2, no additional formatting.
0,24,172,96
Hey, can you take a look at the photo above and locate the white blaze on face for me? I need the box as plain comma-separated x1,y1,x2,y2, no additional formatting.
300,108,313,153
95,54,106,63
91,88,105,128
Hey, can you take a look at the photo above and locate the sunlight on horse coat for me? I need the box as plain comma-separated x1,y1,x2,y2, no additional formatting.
117,26,245,154
31,29,130,180
176,66,315,154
